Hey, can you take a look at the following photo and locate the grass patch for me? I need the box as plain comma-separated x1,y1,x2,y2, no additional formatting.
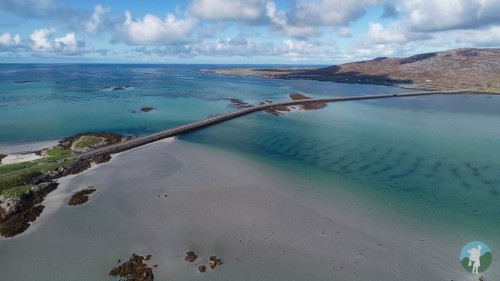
0,162,38,175
0,184,32,199
73,136,103,150
0,146,72,176
45,146,72,161
0,161,71,195
0,171,42,192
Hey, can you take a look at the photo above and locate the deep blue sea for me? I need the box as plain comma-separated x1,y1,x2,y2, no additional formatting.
1,63,500,245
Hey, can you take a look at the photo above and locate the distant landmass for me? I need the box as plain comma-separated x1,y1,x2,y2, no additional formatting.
206,48,500,93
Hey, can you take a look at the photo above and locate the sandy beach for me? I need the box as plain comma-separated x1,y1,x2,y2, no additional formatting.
0,140,59,155
0,137,492,280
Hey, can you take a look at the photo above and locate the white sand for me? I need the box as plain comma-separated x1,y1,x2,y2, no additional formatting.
0,140,59,164
0,138,488,281
0,140,58,154
1,153,43,164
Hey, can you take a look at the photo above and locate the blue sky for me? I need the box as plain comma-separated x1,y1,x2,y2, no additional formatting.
0,0,499,64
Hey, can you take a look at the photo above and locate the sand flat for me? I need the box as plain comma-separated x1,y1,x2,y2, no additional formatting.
0,138,485,281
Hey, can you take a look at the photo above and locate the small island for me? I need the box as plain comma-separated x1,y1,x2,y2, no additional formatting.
109,254,155,281
68,187,96,206
265,93,327,115
140,107,155,112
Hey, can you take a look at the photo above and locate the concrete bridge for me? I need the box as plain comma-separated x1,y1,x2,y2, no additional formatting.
79,90,461,160
0,90,463,178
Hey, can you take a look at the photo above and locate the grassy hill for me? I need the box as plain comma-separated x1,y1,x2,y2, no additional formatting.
288,48,500,92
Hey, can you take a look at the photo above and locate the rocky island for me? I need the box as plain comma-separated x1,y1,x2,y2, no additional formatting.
109,254,155,281
67,187,97,206
203,48,500,93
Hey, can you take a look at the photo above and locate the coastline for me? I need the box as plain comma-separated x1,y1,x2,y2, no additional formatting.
202,67,500,94
0,140,59,155
0,137,489,280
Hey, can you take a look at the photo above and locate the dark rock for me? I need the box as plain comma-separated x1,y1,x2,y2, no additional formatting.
14,80,39,84
0,182,58,237
0,154,6,162
289,93,311,100
140,107,155,112
208,256,222,269
112,86,130,91
184,251,198,262
227,98,252,108
265,105,290,115
109,254,154,281
68,187,96,206
198,265,206,273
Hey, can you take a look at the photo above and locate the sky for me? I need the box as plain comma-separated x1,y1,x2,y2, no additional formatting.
0,0,499,64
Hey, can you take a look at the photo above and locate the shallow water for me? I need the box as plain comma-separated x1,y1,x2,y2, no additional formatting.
0,64,499,279
181,94,500,243
0,64,402,144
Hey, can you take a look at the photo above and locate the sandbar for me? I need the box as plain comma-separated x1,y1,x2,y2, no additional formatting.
0,138,486,280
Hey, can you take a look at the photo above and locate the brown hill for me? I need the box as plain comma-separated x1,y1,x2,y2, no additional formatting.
290,48,500,92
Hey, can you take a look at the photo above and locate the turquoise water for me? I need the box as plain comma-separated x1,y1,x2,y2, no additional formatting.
0,64,399,144
181,94,500,243
1,64,499,244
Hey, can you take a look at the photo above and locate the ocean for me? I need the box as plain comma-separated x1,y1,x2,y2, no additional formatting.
0,64,499,280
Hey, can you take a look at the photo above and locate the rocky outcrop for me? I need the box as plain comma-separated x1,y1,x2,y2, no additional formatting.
227,98,253,109
0,182,58,237
209,256,223,269
59,132,124,152
264,93,327,115
0,153,111,237
31,154,111,186
109,254,154,281
140,107,155,112
184,251,198,262
289,93,327,110
68,187,96,206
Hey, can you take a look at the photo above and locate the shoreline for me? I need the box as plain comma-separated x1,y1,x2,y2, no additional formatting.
202,67,500,94
0,137,481,280
0,140,59,155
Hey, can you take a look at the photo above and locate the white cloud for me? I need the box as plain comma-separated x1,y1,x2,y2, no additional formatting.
281,39,317,59
266,1,320,37
348,20,436,59
189,0,266,21
0,32,21,46
118,11,198,45
453,26,500,47
394,0,500,31
368,22,407,44
85,5,110,34
54,33,78,52
30,28,87,54
30,28,55,51
135,36,333,62
290,0,377,26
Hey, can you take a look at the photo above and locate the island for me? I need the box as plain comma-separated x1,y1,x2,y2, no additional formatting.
202,48,500,93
